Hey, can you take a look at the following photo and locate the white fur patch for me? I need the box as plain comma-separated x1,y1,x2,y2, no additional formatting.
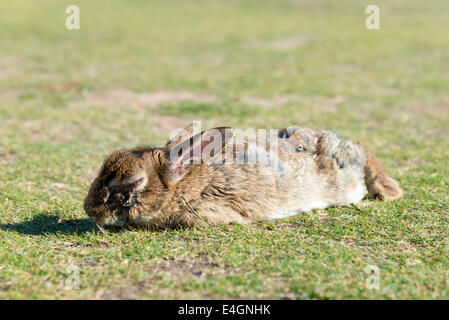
298,201,329,212
268,201,329,220
133,215,155,224
268,208,299,220
345,184,366,204
103,216,125,227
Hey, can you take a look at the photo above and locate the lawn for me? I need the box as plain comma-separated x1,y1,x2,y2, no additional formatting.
0,0,448,299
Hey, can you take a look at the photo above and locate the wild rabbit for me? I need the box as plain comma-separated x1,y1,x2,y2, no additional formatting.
84,123,403,229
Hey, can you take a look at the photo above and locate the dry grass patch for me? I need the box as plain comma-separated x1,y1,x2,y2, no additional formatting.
71,89,219,109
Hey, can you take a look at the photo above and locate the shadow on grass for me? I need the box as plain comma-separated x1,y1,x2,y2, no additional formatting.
0,214,97,235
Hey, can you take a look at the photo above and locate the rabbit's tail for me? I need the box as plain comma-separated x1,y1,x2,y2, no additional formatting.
358,144,403,201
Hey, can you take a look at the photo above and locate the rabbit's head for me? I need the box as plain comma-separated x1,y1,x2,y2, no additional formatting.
84,124,232,227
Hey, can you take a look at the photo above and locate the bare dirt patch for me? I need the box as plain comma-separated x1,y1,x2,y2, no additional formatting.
403,104,449,117
426,129,449,138
15,120,92,143
0,56,23,80
98,258,237,299
148,114,196,137
69,88,223,139
72,89,219,109
45,82,81,92
0,152,20,165
0,67,22,80
240,94,344,110
158,53,224,67
151,258,235,279
240,94,302,108
98,283,147,299
247,37,308,51
0,89,24,100
98,282,206,299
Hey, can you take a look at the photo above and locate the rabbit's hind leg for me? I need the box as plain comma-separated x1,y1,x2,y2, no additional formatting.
315,132,403,202
359,144,403,201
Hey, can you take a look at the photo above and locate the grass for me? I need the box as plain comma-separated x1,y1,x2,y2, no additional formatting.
0,0,448,299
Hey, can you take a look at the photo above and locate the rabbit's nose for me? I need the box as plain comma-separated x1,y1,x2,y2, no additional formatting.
124,192,139,207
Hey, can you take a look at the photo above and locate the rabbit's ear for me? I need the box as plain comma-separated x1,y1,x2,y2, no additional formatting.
165,122,198,150
162,127,233,186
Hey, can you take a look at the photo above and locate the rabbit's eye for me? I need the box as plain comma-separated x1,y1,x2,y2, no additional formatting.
129,177,145,189
107,173,146,190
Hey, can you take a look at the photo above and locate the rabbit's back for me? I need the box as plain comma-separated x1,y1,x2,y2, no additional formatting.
192,127,367,223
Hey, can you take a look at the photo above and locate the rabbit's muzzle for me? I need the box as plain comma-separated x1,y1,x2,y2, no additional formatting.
94,186,141,227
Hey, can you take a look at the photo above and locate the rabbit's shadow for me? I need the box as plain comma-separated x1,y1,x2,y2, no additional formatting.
0,213,97,236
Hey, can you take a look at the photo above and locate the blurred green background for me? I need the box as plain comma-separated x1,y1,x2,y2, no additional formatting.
0,0,448,299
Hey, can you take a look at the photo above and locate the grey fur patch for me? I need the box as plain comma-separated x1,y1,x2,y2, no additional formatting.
319,131,366,169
